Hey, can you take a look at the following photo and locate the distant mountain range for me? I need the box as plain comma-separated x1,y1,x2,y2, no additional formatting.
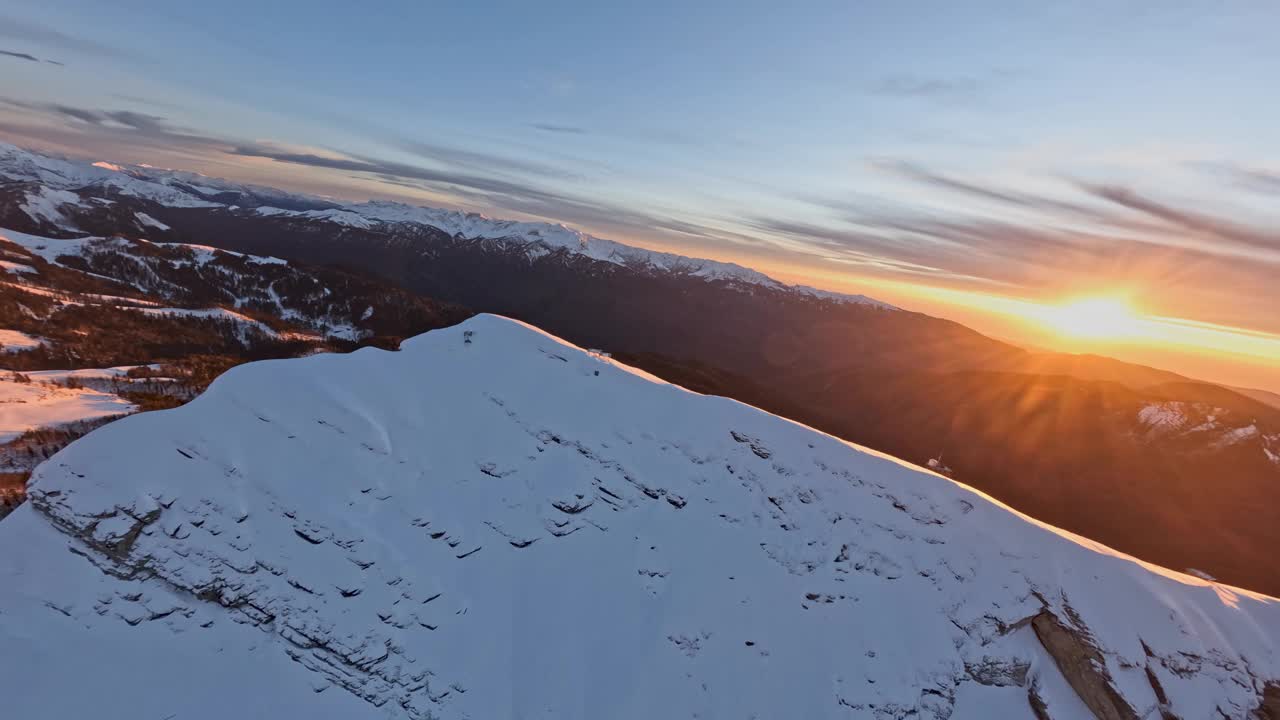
0,141,891,308
1234,385,1280,410
2,139,1278,596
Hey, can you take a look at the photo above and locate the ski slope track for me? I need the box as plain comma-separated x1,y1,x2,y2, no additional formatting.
1,315,1277,719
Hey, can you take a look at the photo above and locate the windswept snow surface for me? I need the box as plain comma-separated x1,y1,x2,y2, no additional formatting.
0,227,114,265
1,315,1276,719
19,186,85,228
0,259,37,274
0,375,136,442
1,226,285,269
20,365,160,385
134,211,170,231
0,329,45,352
148,241,288,266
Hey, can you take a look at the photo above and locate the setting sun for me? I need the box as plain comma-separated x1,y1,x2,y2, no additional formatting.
1042,297,1141,341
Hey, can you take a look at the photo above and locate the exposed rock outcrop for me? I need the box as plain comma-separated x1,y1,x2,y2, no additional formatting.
1257,683,1280,720
1032,611,1139,720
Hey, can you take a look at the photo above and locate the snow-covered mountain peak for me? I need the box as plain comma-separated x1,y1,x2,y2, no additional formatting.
2,314,1274,719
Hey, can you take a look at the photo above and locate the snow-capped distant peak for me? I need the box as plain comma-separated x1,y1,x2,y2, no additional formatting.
255,199,896,308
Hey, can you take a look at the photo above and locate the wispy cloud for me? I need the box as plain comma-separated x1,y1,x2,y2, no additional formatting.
869,74,980,101
747,158,1280,338
0,15,137,61
0,98,246,168
828,160,1280,262
871,160,1117,220
1080,183,1280,253
1234,168,1280,195
110,94,182,110
227,141,728,244
744,215,1010,285
1228,166,1280,193
1195,161,1280,197
228,143,573,202
531,123,589,135
395,138,578,180
2,99,200,140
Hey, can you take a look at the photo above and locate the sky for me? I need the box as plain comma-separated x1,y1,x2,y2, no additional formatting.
1,1,1279,391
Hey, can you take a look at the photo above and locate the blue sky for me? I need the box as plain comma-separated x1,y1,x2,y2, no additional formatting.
2,1,1279,387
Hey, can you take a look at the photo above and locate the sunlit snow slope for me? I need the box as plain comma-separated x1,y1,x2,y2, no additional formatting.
1,315,1276,719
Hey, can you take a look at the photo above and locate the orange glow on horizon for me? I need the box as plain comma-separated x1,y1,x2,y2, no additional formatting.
750,259,1280,393
1037,296,1142,342
499,226,1280,393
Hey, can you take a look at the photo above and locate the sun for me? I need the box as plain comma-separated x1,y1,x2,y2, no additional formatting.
1042,297,1142,341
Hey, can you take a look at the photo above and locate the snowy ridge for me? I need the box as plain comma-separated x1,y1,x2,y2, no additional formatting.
1,315,1274,719
1,227,286,277
0,142,218,212
258,200,896,308
134,307,312,341
0,141,329,225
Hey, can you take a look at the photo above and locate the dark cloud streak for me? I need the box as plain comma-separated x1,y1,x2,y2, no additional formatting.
0,98,241,166
1197,162,1280,197
1233,168,1280,194
396,138,577,180
4,99,194,139
1081,183,1280,252
0,49,41,63
873,160,1119,221
531,123,589,135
